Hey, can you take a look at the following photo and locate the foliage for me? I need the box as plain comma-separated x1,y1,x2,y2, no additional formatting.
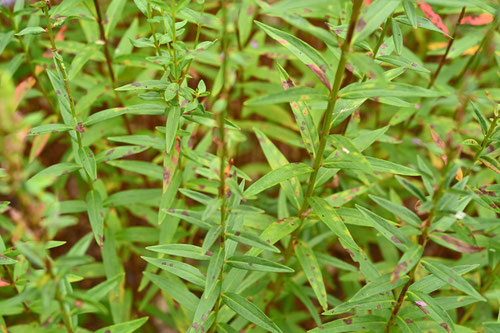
0,0,499,332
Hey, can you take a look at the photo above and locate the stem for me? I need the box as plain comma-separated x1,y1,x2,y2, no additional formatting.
92,0,132,134
401,7,466,136
372,17,391,60
209,1,229,331
464,112,498,177
428,7,467,89
385,149,457,332
44,6,94,188
266,0,363,312
45,259,74,333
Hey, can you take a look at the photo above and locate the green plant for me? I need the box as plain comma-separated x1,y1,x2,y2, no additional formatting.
0,0,499,332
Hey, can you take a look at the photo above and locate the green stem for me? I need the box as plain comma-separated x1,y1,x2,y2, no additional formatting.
266,0,363,312
385,148,457,332
92,0,132,134
209,1,229,331
401,7,466,136
44,6,93,189
464,112,498,177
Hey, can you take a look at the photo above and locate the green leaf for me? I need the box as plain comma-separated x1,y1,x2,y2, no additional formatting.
308,197,361,252
247,217,300,257
345,274,409,304
357,205,412,250
28,163,82,183
340,81,444,99
95,145,148,163
95,317,148,333
0,31,15,56
108,135,165,150
86,273,123,301
226,255,294,273
244,163,312,198
395,175,427,202
276,63,318,158
78,147,97,181
146,244,211,260
28,123,73,135
238,2,256,46
105,0,126,38
222,293,282,333
470,101,489,136
409,264,478,293
85,104,165,126
255,20,332,89
295,241,328,311
421,259,486,301
391,245,423,283
402,0,418,28
205,248,224,298
0,254,17,265
87,190,104,248
141,257,206,287
144,272,199,312
188,280,220,333
309,315,386,332
68,46,95,81
369,195,421,228
245,87,328,106
107,160,162,180
15,26,45,36
407,291,455,332
165,105,180,154
254,129,303,209
226,231,280,253
115,80,168,91
395,15,451,37
353,0,401,43
327,135,373,173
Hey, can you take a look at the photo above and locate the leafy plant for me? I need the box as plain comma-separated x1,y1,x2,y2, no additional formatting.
0,0,499,332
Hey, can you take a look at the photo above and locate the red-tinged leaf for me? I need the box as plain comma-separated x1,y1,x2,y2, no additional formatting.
461,13,493,26
432,234,485,253
14,76,36,107
429,125,447,164
417,2,449,35
0,278,10,287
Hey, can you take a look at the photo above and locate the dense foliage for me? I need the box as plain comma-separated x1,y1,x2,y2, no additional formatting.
1,0,499,332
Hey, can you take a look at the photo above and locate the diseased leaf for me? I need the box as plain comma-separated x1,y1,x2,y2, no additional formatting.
391,245,423,283
295,241,328,311
421,259,486,301
407,291,455,332
28,123,73,136
255,20,332,89
85,104,165,126
354,0,401,43
309,315,386,332
357,205,412,250
87,190,104,248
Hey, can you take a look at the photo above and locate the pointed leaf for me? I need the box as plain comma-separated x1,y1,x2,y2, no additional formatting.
222,292,282,333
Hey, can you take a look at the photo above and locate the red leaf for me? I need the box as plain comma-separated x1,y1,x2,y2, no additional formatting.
461,13,494,26
417,2,449,35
